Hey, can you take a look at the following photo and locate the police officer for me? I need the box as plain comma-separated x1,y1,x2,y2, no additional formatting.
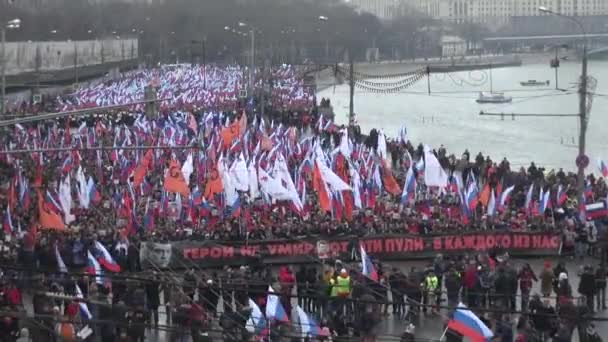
423,269,438,314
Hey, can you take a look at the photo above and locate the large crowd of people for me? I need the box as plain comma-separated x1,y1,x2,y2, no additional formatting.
0,63,606,341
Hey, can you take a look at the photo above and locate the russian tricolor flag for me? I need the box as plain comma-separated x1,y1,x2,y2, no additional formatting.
360,243,379,282
498,185,514,212
487,190,496,217
87,177,101,204
447,303,494,342
400,166,416,205
55,244,68,273
3,207,13,235
143,198,154,230
245,298,268,337
226,196,241,218
556,185,568,207
75,284,93,320
296,305,322,339
61,155,73,174
46,191,64,214
87,251,103,285
266,286,289,323
465,182,479,212
599,159,608,178
94,241,121,273
585,201,608,220
539,189,551,215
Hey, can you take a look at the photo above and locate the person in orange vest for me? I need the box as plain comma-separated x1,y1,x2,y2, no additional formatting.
54,315,76,342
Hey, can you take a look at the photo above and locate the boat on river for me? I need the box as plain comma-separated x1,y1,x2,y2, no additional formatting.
520,80,550,86
476,92,512,104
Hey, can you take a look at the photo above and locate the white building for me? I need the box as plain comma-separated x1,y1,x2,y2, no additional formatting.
409,0,608,23
347,0,402,19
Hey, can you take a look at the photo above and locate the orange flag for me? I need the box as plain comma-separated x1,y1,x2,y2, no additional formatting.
334,154,353,221
133,149,153,187
38,191,66,231
163,159,190,197
238,111,247,137
203,161,224,200
221,121,240,149
381,161,401,196
312,161,331,212
479,183,491,207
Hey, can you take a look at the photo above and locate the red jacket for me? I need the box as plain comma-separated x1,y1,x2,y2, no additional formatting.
4,287,21,306
189,303,206,326
463,265,478,289
279,267,295,287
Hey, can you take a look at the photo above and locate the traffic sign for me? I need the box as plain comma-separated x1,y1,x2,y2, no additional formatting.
576,154,589,169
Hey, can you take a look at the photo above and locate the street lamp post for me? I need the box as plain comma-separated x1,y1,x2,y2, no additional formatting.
319,15,329,63
239,22,255,97
539,6,588,202
1,18,21,117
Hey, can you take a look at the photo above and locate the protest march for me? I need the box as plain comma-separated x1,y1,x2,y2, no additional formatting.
0,63,606,342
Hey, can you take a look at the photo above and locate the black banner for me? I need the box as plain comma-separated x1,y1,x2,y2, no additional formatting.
139,232,561,269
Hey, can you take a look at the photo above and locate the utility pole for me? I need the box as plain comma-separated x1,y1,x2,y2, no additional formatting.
202,37,207,89
249,29,255,97
74,43,79,85
348,49,355,126
1,28,5,117
577,45,588,199
260,61,266,118
553,46,559,90
538,6,590,201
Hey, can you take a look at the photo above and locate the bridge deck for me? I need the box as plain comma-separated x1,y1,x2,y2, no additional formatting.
484,33,608,41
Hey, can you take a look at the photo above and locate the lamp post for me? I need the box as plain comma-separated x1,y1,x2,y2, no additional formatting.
239,22,255,97
1,18,21,116
539,6,589,201
319,15,329,63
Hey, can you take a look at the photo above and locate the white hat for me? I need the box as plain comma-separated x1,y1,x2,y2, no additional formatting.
559,272,568,281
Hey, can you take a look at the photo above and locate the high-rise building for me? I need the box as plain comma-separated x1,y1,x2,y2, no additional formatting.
409,0,608,23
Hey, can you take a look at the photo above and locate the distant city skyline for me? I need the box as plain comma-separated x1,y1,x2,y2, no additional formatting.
346,0,608,21
5,0,165,11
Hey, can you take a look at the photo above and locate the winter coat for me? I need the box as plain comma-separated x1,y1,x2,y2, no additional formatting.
519,268,538,293
463,265,478,290
540,268,554,295
578,272,596,296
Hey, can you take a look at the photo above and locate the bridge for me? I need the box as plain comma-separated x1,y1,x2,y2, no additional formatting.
483,33,608,58
484,33,608,41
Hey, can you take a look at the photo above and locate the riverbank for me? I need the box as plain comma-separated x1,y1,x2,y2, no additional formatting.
314,51,582,92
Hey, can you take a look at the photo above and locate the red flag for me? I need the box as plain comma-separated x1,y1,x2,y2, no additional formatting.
37,191,65,231
163,159,190,197
133,149,153,187
381,161,400,196
312,161,331,212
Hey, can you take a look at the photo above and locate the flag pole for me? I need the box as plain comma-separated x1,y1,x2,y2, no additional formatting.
438,326,449,341
267,317,272,342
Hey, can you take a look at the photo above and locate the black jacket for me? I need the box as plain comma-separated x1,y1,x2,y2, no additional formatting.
578,272,596,296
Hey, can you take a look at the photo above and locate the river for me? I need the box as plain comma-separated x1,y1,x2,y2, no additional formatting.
317,59,608,172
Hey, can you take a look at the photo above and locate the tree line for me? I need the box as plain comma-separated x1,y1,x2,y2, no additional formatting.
1,0,444,64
